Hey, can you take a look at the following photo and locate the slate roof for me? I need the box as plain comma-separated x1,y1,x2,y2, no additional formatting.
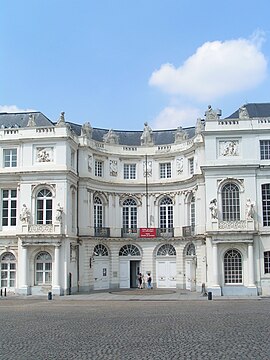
0,111,196,146
226,103,270,119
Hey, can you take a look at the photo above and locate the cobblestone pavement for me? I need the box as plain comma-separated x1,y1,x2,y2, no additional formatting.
0,297,270,360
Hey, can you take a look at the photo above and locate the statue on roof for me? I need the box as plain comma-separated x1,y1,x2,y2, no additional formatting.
205,105,221,120
27,114,36,127
103,129,119,144
239,106,249,119
81,122,92,139
56,111,66,127
141,122,154,146
175,126,188,143
195,118,204,135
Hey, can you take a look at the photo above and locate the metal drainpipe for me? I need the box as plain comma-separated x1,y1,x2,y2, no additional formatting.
76,144,80,293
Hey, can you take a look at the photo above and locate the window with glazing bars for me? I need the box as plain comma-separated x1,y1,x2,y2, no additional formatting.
160,163,171,178
159,197,173,229
124,164,136,179
3,149,17,168
224,249,242,284
190,196,195,232
95,160,103,177
221,183,240,221
260,140,270,160
36,189,52,224
264,251,270,274
94,196,103,228
262,184,270,226
122,198,137,230
2,189,17,226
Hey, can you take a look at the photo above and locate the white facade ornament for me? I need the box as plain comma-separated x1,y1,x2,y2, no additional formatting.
88,155,93,172
109,160,118,176
56,203,63,222
175,126,188,143
195,118,204,135
239,106,249,119
176,157,184,174
103,129,119,144
221,140,239,156
205,105,221,120
37,147,53,162
81,122,93,139
143,160,152,177
209,199,218,219
27,114,36,127
20,204,30,223
141,122,154,146
56,111,66,127
246,199,255,219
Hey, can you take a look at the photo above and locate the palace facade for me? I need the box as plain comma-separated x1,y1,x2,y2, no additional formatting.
1,103,270,296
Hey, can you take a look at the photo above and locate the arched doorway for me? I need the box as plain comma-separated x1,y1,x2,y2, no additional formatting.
156,244,176,288
93,244,109,290
185,243,196,291
119,244,141,288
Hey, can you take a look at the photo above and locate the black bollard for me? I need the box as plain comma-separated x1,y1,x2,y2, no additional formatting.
48,291,52,300
4,288,6,297
208,291,212,300
0,289,2,297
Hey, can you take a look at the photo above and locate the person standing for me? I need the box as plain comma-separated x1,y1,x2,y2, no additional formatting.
147,273,152,289
138,273,143,289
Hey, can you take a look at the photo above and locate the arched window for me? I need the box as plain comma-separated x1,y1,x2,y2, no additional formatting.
119,244,140,256
224,249,242,284
1,252,16,288
35,251,52,285
94,196,103,228
122,198,137,230
159,197,173,229
186,243,196,256
93,244,108,256
157,244,176,256
221,183,240,221
36,189,52,224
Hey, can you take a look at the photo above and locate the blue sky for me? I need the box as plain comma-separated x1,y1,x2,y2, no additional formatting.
1,0,270,130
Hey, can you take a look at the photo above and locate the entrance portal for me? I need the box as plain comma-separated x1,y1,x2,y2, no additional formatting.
119,244,141,288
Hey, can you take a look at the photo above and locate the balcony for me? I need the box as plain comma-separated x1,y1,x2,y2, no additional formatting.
121,228,139,238
207,219,255,232
94,227,110,237
21,223,62,235
156,228,174,238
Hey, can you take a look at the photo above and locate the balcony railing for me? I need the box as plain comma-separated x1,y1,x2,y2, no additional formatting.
208,219,255,232
121,228,139,238
156,228,174,237
21,223,62,234
94,227,110,237
182,226,195,237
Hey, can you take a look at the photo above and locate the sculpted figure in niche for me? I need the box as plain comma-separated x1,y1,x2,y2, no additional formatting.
81,122,93,139
176,157,184,174
246,199,254,219
103,129,119,144
20,204,30,223
56,203,63,222
110,160,118,176
175,126,188,143
209,199,218,219
37,148,50,162
141,122,154,145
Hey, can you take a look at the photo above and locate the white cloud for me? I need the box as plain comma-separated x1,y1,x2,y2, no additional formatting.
151,106,201,129
149,33,267,102
0,105,36,113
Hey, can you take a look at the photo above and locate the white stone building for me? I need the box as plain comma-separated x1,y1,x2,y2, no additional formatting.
0,103,270,296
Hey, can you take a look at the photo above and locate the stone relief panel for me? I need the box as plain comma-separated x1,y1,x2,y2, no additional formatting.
143,160,152,177
110,159,118,176
36,146,54,162
176,157,184,175
219,140,239,157
88,155,93,172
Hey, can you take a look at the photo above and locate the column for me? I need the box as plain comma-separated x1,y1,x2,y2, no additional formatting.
53,245,61,295
21,246,28,288
212,243,219,286
248,243,255,286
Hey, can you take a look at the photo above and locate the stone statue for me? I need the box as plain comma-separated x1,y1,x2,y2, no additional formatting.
246,199,254,219
209,199,218,219
195,118,204,135
20,204,30,223
239,106,249,119
141,122,154,146
81,122,92,139
103,129,119,144
175,126,188,143
56,203,63,222
56,111,66,127
205,105,221,120
27,114,36,127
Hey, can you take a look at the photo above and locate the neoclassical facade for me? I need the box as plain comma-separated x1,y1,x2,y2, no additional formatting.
1,103,270,296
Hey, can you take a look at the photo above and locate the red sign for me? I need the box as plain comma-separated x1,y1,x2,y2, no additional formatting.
140,228,156,238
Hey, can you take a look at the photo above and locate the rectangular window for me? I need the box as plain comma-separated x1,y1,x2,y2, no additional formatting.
262,184,270,226
3,149,17,168
124,164,136,179
260,140,270,160
189,158,194,175
2,189,17,226
95,160,103,177
160,163,171,179
264,251,270,274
